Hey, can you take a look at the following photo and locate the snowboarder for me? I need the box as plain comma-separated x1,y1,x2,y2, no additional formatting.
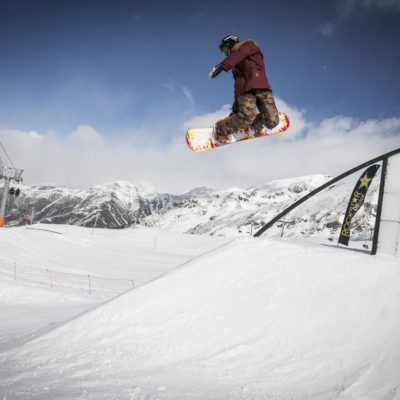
209,35,280,143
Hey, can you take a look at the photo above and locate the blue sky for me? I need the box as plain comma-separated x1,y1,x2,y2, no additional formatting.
0,0,399,191
1,0,399,135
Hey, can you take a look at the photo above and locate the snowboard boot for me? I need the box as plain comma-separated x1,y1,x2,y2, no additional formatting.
214,124,229,143
253,127,263,137
251,123,263,137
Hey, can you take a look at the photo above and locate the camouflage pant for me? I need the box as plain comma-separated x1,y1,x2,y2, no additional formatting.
217,89,279,135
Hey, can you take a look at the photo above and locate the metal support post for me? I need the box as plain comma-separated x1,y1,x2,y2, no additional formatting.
0,178,11,228
371,158,388,255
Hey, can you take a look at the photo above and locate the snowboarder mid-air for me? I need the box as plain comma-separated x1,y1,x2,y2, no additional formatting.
209,35,280,143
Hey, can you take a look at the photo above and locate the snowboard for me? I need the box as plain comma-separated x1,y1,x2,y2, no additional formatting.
186,111,290,152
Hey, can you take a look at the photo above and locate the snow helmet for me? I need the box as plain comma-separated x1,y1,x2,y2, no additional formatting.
219,35,240,54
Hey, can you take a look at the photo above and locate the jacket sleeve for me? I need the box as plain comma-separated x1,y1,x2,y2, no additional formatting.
221,41,259,71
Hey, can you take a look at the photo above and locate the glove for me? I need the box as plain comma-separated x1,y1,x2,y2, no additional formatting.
209,63,224,79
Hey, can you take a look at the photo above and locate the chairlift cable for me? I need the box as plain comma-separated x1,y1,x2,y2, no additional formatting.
0,141,16,168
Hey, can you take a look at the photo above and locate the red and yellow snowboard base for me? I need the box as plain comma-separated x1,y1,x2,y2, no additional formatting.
186,111,290,152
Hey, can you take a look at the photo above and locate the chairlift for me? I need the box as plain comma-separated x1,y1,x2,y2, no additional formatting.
0,140,24,227
7,187,21,197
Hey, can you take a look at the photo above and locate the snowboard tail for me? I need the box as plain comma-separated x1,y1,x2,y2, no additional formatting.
186,112,290,152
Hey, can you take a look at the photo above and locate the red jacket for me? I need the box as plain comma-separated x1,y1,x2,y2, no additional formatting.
221,40,271,112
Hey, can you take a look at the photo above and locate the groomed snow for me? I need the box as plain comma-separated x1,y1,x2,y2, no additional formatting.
0,225,229,350
1,225,399,399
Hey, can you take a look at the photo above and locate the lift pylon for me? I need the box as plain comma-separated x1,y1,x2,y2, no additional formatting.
0,146,24,228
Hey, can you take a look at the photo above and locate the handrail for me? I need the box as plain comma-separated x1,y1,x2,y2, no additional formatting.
253,148,400,237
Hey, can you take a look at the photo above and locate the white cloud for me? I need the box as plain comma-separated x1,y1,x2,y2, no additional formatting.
318,22,335,37
338,0,400,16
66,125,105,147
0,101,399,193
182,86,194,104
318,0,400,36
274,98,307,140
162,82,174,91
182,105,231,131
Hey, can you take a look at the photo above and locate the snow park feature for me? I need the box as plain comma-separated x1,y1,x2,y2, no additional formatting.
254,148,400,259
0,149,399,399
0,225,399,399
372,151,400,257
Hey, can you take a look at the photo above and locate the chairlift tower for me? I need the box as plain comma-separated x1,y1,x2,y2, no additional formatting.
0,143,23,228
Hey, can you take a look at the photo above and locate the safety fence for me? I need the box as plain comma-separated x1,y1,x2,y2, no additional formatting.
0,260,135,299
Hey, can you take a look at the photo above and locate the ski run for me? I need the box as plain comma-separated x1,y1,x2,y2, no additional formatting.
0,224,399,399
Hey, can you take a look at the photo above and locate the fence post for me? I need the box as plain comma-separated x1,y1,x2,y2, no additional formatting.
91,214,99,235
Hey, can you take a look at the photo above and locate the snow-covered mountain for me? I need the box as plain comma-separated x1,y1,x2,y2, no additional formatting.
3,174,379,240
145,175,379,240
5,181,175,228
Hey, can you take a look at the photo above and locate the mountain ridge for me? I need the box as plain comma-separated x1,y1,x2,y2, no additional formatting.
3,174,379,240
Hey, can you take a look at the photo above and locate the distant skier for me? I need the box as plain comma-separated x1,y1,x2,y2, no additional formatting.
209,35,280,143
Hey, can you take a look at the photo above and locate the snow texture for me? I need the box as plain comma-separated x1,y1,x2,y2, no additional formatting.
1,225,399,399
378,153,400,257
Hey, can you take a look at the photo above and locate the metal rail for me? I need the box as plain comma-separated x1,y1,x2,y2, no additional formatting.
253,148,400,238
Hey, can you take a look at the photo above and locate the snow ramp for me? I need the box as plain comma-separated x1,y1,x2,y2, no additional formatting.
1,237,400,400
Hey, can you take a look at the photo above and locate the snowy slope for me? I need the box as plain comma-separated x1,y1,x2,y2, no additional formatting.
0,225,229,351
1,226,399,399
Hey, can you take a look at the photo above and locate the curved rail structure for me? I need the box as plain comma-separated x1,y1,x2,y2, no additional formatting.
253,148,400,250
